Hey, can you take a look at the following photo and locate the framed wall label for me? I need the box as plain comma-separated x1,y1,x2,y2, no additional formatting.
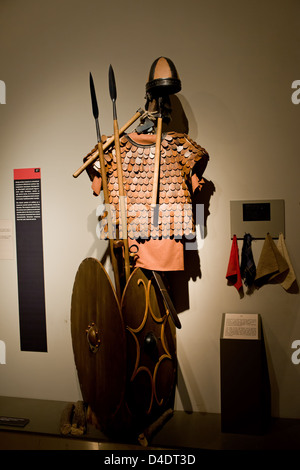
221,313,259,340
230,199,285,239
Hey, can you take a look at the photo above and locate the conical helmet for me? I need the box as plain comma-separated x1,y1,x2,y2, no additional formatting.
146,57,181,97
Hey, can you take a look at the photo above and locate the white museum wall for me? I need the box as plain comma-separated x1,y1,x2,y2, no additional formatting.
0,0,299,418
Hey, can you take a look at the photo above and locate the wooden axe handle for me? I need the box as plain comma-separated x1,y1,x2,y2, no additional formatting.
73,109,144,178
138,408,173,447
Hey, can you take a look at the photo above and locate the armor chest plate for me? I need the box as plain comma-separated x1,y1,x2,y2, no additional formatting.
99,132,208,240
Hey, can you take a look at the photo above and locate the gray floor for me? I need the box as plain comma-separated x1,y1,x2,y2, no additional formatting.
0,396,300,450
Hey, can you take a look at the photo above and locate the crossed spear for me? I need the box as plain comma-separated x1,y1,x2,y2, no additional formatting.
82,67,181,329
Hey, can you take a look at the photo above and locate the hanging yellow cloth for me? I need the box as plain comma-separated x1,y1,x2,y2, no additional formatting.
276,233,298,291
254,233,289,287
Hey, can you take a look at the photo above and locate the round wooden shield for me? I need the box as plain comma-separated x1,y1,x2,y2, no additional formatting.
121,268,177,430
71,258,126,431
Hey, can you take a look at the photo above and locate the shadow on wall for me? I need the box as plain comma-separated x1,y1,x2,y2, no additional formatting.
164,95,216,314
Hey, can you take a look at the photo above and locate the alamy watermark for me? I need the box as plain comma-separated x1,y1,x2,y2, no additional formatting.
0,80,6,104
0,340,6,364
291,80,300,105
291,340,300,365
96,200,205,250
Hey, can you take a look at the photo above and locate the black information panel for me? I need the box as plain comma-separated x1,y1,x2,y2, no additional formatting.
243,202,271,222
14,168,47,352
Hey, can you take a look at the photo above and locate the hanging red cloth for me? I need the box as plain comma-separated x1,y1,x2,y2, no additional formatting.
226,235,242,292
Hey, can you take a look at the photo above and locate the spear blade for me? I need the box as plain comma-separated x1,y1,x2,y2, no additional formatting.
89,72,101,143
89,72,99,119
108,64,117,102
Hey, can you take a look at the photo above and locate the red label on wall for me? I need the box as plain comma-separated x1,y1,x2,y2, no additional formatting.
14,168,41,180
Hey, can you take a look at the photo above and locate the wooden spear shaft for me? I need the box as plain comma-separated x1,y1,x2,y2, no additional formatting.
97,140,122,300
89,72,121,299
109,65,131,283
113,121,131,282
151,115,163,206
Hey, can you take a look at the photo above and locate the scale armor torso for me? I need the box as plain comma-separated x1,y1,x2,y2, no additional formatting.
86,131,209,241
